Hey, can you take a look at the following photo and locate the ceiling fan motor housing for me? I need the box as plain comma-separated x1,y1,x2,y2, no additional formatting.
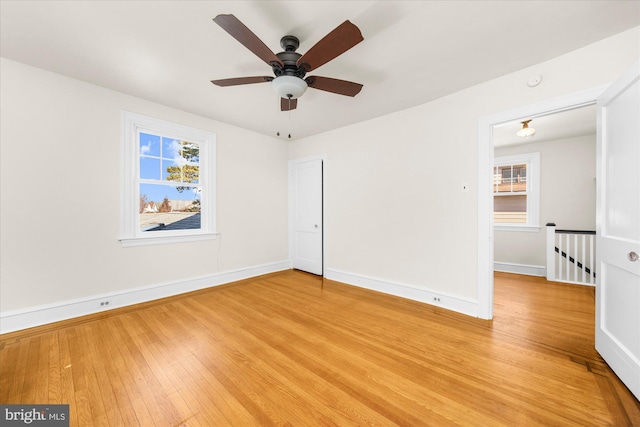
280,35,299,51
272,36,307,79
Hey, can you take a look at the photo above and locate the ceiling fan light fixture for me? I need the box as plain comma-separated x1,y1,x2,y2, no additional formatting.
516,119,536,137
271,75,308,99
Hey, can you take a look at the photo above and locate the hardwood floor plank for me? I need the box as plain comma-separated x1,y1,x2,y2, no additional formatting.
57,329,79,426
47,333,62,403
81,322,126,427
21,336,43,404
0,335,23,402
65,327,97,426
77,323,117,426
1,270,638,426
33,336,50,404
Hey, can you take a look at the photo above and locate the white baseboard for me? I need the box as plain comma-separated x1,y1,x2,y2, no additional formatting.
0,260,290,334
324,268,480,318
494,262,546,277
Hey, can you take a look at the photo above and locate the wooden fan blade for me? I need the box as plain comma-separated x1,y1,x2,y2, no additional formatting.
296,20,363,72
211,76,273,87
281,97,298,111
306,76,363,97
213,14,283,67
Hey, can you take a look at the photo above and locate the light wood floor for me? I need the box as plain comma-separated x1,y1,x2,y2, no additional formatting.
1,271,639,426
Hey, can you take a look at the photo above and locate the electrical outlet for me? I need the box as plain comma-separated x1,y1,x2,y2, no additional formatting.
98,299,112,308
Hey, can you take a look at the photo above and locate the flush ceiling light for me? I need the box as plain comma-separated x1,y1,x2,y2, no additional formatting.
517,119,536,137
271,75,308,99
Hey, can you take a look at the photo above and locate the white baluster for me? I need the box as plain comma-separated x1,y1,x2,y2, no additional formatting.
564,234,571,281
581,234,586,284
558,233,563,281
571,234,580,282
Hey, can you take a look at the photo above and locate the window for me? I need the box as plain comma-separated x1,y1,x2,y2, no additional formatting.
493,152,539,232
121,112,216,246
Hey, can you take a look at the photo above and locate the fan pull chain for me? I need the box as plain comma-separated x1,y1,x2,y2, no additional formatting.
288,96,292,139
276,96,293,139
275,94,281,137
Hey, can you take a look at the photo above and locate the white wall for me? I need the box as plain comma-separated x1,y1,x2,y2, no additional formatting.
289,27,639,313
494,134,596,268
0,58,289,319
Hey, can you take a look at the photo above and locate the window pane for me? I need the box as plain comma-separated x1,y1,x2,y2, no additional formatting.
139,183,201,232
495,165,512,193
140,133,161,157
180,142,200,163
494,195,527,223
181,142,200,184
161,140,200,184
512,163,527,192
163,158,180,181
502,167,512,180
494,164,527,193
140,157,161,180
162,136,178,159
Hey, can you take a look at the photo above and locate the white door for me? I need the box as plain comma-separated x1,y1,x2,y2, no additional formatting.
595,59,640,400
291,159,323,275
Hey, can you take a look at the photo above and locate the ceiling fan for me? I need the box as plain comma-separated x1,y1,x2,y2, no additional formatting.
211,14,364,111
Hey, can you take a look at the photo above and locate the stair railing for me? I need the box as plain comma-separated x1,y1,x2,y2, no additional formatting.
546,223,596,286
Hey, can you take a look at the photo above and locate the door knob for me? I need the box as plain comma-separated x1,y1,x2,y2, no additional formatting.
629,251,639,262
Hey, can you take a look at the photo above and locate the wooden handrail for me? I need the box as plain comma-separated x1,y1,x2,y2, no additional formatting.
546,223,595,235
554,229,595,235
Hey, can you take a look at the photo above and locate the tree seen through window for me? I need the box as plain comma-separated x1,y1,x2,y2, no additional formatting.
139,133,201,231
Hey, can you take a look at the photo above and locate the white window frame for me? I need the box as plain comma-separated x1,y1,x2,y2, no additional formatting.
493,152,540,232
120,112,216,247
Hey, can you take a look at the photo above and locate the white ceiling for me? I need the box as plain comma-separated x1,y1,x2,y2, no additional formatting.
493,104,597,147
1,1,638,141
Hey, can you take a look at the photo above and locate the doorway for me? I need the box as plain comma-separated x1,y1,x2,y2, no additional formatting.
492,105,597,278
476,85,608,319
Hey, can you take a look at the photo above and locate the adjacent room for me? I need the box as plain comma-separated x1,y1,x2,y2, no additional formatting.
1,1,639,425
492,105,597,280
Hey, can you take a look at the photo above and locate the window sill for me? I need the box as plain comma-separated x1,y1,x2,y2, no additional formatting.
494,225,540,233
120,232,218,247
